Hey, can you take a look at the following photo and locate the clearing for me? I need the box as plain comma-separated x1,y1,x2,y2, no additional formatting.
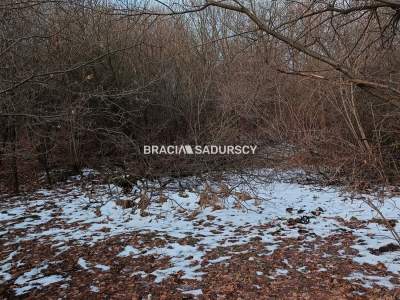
0,169,399,299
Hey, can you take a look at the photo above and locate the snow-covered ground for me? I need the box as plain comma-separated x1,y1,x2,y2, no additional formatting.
0,169,399,297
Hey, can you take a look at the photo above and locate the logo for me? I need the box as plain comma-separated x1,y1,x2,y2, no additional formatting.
143,145,257,155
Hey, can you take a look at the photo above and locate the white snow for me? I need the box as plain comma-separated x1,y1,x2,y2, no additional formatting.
14,264,49,286
95,264,110,271
148,243,204,282
90,285,100,292
77,258,109,272
1,169,400,293
0,207,26,222
0,251,17,281
275,268,289,276
345,271,396,289
182,288,203,296
117,245,141,257
208,256,231,264
13,263,65,295
78,258,90,270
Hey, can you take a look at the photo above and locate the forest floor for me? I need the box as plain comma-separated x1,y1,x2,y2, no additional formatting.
1,169,400,299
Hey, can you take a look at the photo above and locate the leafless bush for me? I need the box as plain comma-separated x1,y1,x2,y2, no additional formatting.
1,0,400,193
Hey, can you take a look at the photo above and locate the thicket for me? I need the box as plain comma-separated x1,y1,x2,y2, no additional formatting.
1,0,399,192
